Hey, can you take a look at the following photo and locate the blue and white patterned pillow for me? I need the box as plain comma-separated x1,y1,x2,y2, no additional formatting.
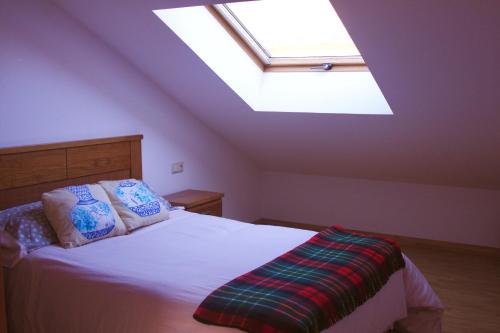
0,201,58,252
42,184,128,248
0,201,58,267
99,179,170,231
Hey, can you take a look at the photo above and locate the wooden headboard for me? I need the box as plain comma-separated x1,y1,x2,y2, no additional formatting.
0,135,143,333
0,135,143,210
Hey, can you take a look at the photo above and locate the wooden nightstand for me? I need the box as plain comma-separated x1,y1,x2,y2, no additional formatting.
163,190,224,217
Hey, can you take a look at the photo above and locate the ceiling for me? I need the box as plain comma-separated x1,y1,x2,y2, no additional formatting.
51,0,500,189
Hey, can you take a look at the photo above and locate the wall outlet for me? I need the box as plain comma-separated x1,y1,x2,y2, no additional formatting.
171,161,184,174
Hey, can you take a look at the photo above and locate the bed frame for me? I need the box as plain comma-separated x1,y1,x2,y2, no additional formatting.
0,134,143,333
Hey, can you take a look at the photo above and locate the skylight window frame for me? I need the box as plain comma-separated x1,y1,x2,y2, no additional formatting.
210,3,367,72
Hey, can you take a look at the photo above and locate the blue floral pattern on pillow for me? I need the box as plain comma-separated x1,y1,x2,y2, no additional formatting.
144,181,172,211
0,201,58,252
66,185,116,240
115,180,165,217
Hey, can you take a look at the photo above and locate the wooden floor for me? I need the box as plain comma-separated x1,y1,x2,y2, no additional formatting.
401,240,500,333
255,219,500,333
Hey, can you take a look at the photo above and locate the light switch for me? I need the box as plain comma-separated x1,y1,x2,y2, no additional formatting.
171,161,184,174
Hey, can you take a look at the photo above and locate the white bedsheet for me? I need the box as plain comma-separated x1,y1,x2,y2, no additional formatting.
6,211,441,333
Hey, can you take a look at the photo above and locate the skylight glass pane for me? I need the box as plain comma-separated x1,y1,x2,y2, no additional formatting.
225,0,360,58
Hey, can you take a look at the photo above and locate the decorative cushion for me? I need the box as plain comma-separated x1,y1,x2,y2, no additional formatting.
42,184,127,248
0,201,58,267
99,179,170,231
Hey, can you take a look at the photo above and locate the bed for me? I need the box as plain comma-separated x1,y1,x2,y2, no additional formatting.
0,135,443,333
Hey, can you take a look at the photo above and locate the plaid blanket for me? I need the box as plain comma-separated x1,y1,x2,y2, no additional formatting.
193,226,405,333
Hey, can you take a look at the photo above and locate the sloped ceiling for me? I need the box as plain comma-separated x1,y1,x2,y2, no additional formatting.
51,0,500,189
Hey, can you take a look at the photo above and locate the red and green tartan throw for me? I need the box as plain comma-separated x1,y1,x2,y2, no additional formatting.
193,226,405,333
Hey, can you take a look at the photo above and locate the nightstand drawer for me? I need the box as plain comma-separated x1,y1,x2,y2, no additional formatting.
163,190,224,218
188,199,222,217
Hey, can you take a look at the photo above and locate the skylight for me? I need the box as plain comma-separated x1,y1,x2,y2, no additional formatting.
153,5,391,115
213,0,364,68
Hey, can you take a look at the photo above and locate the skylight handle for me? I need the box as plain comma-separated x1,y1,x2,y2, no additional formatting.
310,63,333,71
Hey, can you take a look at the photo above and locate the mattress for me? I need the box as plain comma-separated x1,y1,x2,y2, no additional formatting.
5,211,439,333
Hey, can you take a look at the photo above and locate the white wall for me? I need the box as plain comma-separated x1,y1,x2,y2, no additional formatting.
154,6,263,110
2,0,498,249
0,0,259,222
260,172,500,248
257,71,391,114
